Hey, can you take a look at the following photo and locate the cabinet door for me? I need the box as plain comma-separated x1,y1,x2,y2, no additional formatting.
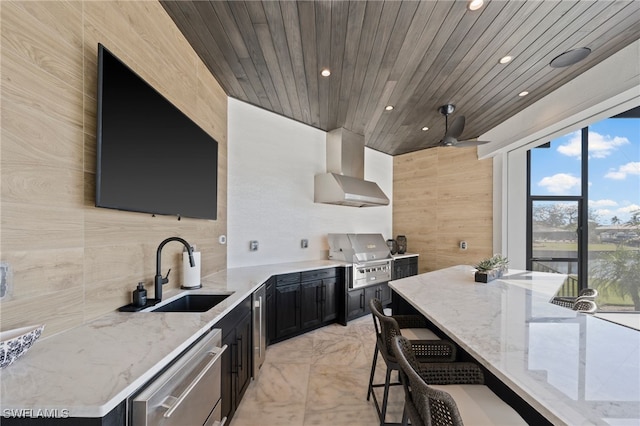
265,277,275,345
322,277,338,322
275,284,301,339
236,311,253,402
364,283,392,315
219,296,252,423
393,258,409,279
393,263,404,280
408,257,419,276
347,289,365,319
221,327,237,421
300,280,322,329
378,283,392,306
364,285,379,314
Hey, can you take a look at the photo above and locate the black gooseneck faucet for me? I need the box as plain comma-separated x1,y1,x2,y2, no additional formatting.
154,237,195,302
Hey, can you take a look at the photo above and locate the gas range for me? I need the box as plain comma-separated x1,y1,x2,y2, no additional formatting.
327,233,392,289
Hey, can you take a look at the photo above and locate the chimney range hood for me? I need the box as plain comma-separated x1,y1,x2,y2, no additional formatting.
314,128,389,208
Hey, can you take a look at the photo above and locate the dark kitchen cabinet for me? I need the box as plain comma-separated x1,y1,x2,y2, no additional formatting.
347,282,392,321
302,270,338,325
347,288,366,319
300,276,338,328
219,295,252,423
275,283,301,339
265,276,275,345
365,283,392,312
272,268,340,343
392,256,419,279
236,312,252,399
321,277,338,322
301,279,323,329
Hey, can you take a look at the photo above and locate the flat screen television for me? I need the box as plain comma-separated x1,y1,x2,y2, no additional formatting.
96,44,218,220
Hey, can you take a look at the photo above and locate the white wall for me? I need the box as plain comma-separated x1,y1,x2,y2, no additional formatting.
480,40,640,268
227,98,393,268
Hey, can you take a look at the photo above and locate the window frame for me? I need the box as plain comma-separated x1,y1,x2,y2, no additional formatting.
526,128,589,291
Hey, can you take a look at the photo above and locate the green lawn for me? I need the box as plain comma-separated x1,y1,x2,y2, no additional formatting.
533,241,638,251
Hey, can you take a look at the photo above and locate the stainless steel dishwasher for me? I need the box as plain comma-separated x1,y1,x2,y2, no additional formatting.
131,328,227,426
253,284,266,377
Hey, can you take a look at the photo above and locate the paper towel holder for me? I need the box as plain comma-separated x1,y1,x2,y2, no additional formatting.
181,245,202,289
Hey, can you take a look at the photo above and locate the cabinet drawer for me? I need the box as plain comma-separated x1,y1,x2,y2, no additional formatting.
276,272,300,286
300,268,336,282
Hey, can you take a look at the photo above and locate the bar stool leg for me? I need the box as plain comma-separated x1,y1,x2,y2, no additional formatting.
401,405,408,426
380,366,393,425
367,343,379,401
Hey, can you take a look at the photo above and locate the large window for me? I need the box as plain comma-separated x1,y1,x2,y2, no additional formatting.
528,107,640,311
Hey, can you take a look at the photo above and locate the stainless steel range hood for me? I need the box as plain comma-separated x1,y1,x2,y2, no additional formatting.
314,128,389,207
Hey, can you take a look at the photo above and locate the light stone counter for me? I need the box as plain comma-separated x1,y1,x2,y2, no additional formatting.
389,265,640,426
391,252,418,259
391,253,419,260
0,260,345,419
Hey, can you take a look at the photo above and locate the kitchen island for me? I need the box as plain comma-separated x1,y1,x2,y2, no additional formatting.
389,265,640,426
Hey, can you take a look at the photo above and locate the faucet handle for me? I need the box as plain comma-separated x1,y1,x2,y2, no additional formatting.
162,268,171,285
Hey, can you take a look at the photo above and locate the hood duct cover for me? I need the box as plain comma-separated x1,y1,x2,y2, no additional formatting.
314,128,389,207
314,173,389,207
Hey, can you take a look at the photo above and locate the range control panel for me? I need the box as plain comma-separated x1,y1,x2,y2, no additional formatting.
351,259,392,289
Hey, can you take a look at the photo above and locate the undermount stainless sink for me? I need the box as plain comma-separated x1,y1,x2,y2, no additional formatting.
151,294,232,313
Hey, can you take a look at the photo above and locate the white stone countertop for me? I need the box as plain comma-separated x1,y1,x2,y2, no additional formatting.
0,260,345,418
391,252,419,259
389,265,640,426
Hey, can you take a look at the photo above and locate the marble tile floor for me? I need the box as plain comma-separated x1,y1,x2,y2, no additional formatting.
230,315,405,426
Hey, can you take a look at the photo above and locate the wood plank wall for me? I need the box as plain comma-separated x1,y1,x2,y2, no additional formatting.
0,1,228,337
393,147,492,273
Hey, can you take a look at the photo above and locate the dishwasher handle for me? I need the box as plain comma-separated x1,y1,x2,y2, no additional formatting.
163,344,228,418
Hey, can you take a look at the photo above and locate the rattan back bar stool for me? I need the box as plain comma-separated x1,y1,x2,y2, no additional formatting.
392,335,528,426
368,299,456,426
551,288,598,308
573,298,598,313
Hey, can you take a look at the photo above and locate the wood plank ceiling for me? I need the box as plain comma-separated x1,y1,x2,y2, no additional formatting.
161,0,640,156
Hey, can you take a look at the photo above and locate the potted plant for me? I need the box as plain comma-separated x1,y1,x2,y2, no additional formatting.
474,254,509,283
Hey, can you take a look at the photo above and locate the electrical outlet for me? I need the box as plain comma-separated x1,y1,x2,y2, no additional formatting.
0,262,9,299
249,240,259,251
301,239,309,249
459,241,468,250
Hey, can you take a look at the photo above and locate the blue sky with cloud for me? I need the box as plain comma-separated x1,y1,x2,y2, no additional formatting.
531,115,640,224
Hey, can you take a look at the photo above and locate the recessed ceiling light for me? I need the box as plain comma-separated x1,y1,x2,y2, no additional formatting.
499,56,513,64
421,126,429,131
385,105,394,111
519,91,529,97
320,68,331,77
549,47,591,68
468,0,484,11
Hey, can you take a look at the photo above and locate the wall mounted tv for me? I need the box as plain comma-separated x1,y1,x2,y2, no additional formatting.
96,43,218,220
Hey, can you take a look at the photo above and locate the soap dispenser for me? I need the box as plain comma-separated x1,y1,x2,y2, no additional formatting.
132,282,147,307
